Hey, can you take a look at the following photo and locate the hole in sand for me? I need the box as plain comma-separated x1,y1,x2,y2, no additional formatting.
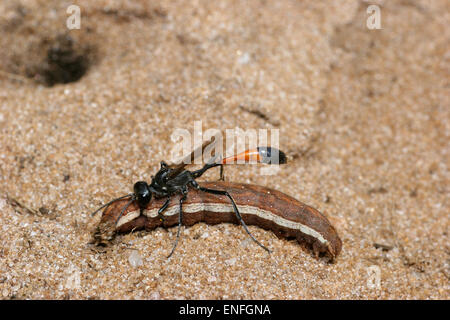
32,34,95,86
40,35,90,85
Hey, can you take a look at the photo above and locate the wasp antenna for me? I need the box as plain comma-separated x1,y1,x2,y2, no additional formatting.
90,193,134,217
114,197,135,226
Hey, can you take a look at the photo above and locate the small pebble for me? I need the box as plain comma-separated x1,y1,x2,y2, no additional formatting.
225,258,237,266
128,250,143,267
237,52,251,64
200,232,209,239
149,291,161,300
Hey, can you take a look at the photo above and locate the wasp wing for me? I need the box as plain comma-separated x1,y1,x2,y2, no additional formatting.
167,136,219,179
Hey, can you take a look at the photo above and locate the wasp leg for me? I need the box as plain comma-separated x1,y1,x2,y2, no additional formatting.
167,189,187,258
157,196,171,223
195,185,271,254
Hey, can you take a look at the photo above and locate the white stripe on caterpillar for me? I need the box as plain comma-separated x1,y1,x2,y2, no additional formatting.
116,203,328,246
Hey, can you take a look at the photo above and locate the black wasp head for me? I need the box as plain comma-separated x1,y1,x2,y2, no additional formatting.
133,181,152,209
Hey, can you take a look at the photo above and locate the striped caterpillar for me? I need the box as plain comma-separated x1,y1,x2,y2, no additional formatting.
93,181,342,261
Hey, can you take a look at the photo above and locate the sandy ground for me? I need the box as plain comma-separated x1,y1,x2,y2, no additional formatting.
0,0,448,299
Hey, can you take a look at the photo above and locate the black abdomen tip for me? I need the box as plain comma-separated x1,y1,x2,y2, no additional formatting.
257,147,287,164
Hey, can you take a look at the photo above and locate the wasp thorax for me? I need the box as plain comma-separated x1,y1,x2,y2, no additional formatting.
133,181,152,208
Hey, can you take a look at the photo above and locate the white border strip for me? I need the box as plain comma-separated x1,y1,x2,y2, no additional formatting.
117,203,328,245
